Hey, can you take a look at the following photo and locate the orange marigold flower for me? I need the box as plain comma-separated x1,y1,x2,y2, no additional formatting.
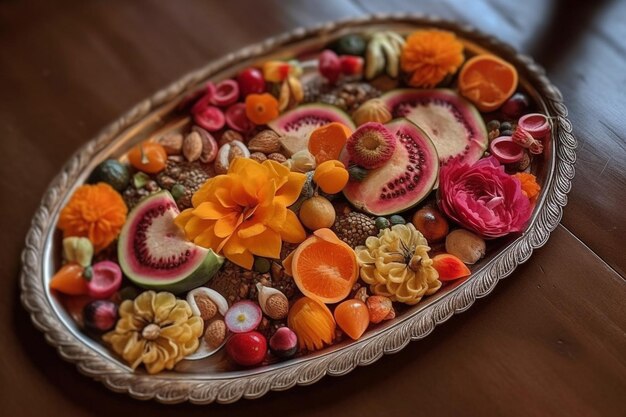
400,30,464,88
514,172,541,203
58,183,128,252
175,158,307,270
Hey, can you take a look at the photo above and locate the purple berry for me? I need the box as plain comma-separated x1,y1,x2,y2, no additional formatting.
269,327,298,358
83,300,118,332
501,93,530,119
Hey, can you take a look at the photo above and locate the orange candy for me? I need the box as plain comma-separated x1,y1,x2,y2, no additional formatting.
313,160,349,194
49,263,87,295
334,299,370,340
292,229,358,304
245,93,280,125
308,122,353,164
127,141,167,174
288,296,336,351
458,55,519,112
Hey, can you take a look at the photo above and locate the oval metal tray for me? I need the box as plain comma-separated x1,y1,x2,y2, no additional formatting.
19,14,576,404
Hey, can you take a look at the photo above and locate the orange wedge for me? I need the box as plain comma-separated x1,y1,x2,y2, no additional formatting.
292,228,358,303
458,54,518,112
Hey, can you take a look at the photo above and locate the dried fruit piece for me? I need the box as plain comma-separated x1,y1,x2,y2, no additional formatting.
128,141,168,174
308,122,352,164
245,93,280,125
226,331,267,366
412,206,449,242
194,105,226,132
299,196,336,230
49,263,87,295
269,327,298,358
210,79,239,107
346,122,396,169
313,160,349,194
458,55,519,112
366,295,392,324
292,229,358,304
432,254,471,281
445,229,486,265
288,296,336,351
334,299,369,340
224,301,263,333
352,98,392,127
225,102,255,133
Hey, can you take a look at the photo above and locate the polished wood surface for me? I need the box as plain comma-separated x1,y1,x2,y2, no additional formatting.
1,1,625,416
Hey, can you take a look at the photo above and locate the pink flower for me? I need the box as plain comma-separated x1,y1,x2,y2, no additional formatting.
438,157,532,238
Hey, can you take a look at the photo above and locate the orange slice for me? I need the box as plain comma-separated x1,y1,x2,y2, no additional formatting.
292,228,358,303
458,54,518,112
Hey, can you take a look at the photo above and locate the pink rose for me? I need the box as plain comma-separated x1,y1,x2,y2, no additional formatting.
438,157,532,238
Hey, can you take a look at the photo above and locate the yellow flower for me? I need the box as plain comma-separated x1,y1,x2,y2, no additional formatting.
103,291,203,374
175,157,307,269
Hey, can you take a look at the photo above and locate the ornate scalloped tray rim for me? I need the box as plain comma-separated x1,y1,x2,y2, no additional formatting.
19,13,576,404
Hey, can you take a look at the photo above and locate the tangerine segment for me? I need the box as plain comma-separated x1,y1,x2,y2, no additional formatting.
458,55,518,112
292,232,358,304
308,122,353,163
288,297,336,351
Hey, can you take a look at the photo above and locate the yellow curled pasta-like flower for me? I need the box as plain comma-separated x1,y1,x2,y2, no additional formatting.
103,291,203,374
356,223,441,305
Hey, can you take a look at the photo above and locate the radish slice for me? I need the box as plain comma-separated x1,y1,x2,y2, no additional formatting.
224,301,262,333
87,261,122,299
489,136,525,164
211,79,239,107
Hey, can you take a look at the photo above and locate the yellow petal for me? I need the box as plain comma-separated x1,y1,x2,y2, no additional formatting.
174,208,194,230
263,159,290,189
230,179,258,207
183,216,214,241
279,209,306,243
194,226,223,250
274,172,306,207
191,175,226,207
226,250,254,270
238,221,267,239
265,202,287,232
243,228,282,259
193,201,231,220
214,212,242,238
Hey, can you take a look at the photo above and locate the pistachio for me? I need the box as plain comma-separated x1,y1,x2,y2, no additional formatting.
157,132,184,155
256,283,289,320
248,130,281,154
182,131,203,162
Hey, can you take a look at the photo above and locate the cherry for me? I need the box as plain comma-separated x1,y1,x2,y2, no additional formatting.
210,79,239,107
225,102,255,133
318,49,341,84
190,82,216,114
193,105,225,132
412,206,449,242
226,331,267,366
339,55,364,76
500,93,529,120
236,67,265,97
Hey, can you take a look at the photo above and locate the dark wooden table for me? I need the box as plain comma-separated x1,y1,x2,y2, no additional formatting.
1,1,625,416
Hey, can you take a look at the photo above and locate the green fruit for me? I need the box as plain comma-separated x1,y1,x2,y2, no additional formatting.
330,34,367,56
132,172,151,189
375,217,391,230
171,183,186,201
89,159,131,192
389,215,406,225
253,257,271,274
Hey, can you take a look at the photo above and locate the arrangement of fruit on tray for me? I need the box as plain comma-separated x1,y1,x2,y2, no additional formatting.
50,28,548,374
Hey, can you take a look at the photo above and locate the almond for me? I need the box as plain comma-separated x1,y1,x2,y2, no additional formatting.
193,294,217,321
267,152,287,163
204,319,226,348
214,140,250,174
157,132,183,155
219,129,243,146
250,152,267,162
248,130,281,153
183,131,203,162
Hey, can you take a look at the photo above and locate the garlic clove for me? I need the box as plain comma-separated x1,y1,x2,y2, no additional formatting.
256,283,289,320
187,287,229,318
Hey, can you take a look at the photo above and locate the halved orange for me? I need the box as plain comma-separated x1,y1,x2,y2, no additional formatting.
292,228,358,303
458,54,518,112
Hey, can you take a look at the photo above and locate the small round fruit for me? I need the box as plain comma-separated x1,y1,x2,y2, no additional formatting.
445,229,486,265
269,327,298,359
194,105,226,132
389,215,406,225
88,159,130,192
299,196,336,230
86,260,122,299
334,299,369,340
237,67,265,97
346,122,396,169
224,301,263,333
226,331,267,366
486,120,501,132
501,93,529,120
210,79,239,107
318,49,341,84
412,206,449,242
83,300,118,332
330,34,367,57
127,141,167,174
225,102,255,133
375,216,390,230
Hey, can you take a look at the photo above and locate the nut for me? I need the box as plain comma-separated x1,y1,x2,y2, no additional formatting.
219,129,243,146
248,130,281,153
194,294,217,321
214,140,250,174
157,132,183,155
250,152,267,162
267,152,287,163
182,131,203,162
204,319,226,348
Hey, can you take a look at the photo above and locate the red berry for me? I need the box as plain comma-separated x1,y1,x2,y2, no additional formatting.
190,82,216,114
226,331,267,366
193,105,225,132
339,55,364,76
501,93,530,120
225,103,255,133
210,79,239,107
318,49,341,84
237,68,265,97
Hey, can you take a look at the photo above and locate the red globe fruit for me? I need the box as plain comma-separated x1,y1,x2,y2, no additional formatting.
237,67,265,97
226,331,268,366
412,206,449,242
